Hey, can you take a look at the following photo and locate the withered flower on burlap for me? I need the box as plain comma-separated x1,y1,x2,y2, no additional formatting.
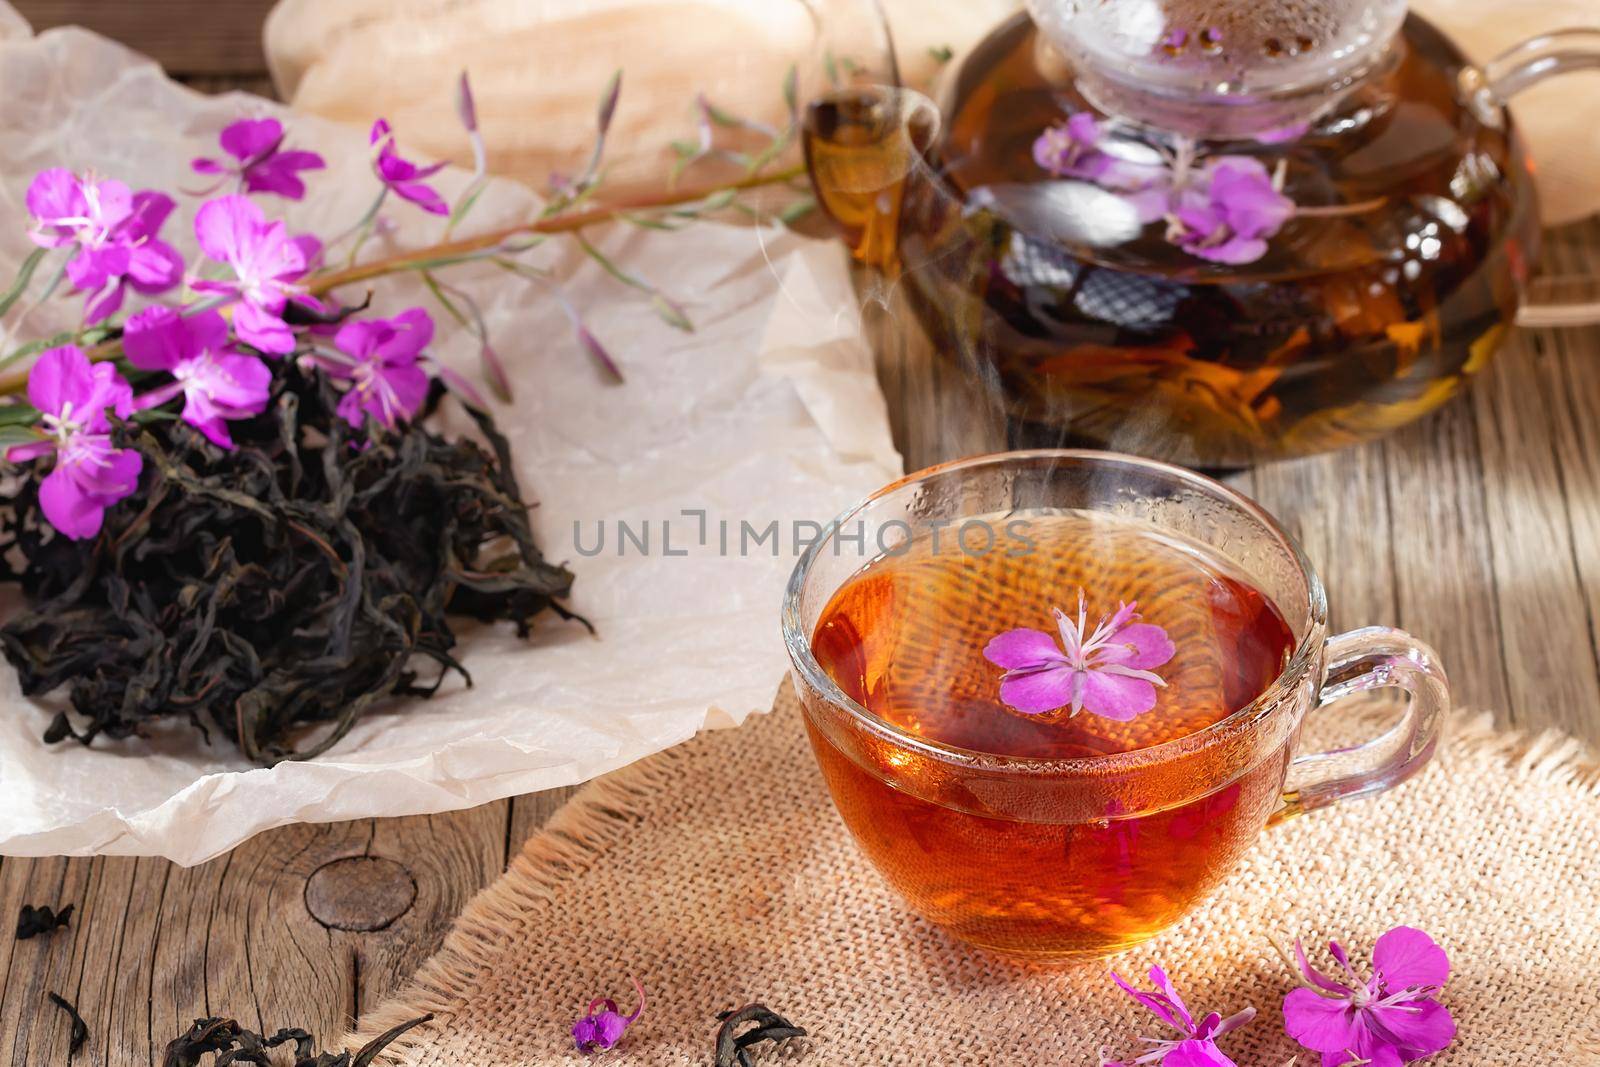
572,977,646,1053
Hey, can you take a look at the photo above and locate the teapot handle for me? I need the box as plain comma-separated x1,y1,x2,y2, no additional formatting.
1470,29,1600,328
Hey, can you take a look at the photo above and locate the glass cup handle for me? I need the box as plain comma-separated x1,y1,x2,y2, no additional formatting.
1273,626,1450,823
1465,29,1600,328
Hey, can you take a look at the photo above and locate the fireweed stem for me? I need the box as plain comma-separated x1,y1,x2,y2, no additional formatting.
0,162,805,397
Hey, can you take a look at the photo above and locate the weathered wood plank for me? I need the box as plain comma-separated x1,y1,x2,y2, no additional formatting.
9,0,276,76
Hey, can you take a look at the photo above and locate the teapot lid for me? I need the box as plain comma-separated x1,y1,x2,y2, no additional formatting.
1025,0,1407,137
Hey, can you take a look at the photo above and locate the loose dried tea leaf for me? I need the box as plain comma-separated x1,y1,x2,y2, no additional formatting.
0,367,584,765
714,1004,807,1067
161,1014,431,1067
48,992,88,1059
17,902,73,939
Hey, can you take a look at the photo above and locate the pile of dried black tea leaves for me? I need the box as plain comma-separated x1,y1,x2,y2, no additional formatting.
0,365,581,765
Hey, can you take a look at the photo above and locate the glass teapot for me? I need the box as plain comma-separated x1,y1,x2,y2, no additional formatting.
800,0,1600,468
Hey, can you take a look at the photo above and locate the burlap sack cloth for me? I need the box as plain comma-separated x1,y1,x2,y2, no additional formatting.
350,685,1600,1064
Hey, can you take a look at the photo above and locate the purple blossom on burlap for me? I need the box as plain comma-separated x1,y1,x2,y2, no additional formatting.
1283,927,1455,1067
370,118,449,215
7,346,141,539
25,168,183,324
190,194,321,354
572,978,646,1053
1165,156,1294,265
1102,966,1255,1066
123,305,272,449
192,117,326,200
983,591,1175,720
324,307,434,430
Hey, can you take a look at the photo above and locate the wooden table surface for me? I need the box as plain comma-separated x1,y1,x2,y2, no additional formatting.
3,4,1600,1064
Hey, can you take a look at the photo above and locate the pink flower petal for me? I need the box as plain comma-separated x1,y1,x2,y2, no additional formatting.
983,628,1065,671
997,664,1076,715
1368,997,1454,1058
25,168,84,230
26,346,93,417
233,301,296,355
39,464,106,540
1283,989,1360,1053
1096,622,1176,670
1110,970,1191,1035
1147,966,1195,1033
220,117,284,161
1079,670,1159,720
1164,1039,1238,1067
71,445,142,500
124,306,187,371
194,194,265,266
1371,926,1449,993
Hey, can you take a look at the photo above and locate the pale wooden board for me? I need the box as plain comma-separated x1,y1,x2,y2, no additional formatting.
1,5,1599,1061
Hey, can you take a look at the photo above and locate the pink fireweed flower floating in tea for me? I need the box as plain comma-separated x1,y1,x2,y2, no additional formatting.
370,118,450,216
1033,114,1168,194
1282,927,1455,1067
320,307,435,431
572,977,646,1053
983,592,1176,720
1166,157,1295,265
124,306,272,450
1030,116,1295,265
1102,966,1255,1067
25,168,183,324
191,117,327,200
7,346,142,540
191,195,322,354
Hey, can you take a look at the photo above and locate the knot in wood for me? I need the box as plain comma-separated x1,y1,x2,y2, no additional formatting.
303,856,417,932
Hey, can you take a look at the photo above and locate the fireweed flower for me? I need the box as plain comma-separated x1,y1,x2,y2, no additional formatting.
123,306,272,449
25,168,183,323
1033,113,1118,182
1103,966,1255,1067
370,119,449,215
1032,113,1168,193
190,194,321,354
191,117,326,200
1166,156,1295,265
1282,927,1455,1067
571,978,645,1053
7,346,141,539
322,307,435,430
983,591,1176,720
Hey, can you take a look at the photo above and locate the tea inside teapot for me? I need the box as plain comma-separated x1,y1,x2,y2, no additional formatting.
805,0,1552,468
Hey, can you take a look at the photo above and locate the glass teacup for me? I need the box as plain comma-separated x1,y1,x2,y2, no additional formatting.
782,450,1447,959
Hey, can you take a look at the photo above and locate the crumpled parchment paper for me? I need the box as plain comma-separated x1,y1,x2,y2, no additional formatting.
0,9,901,865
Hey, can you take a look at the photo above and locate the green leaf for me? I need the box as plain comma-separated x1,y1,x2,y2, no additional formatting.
448,179,490,232
650,294,693,333
928,44,954,63
778,196,818,226
0,424,41,449
677,189,738,216
576,236,652,294
702,100,747,129
0,403,41,427
782,65,799,120
0,247,50,319
421,271,472,331
0,330,78,370
132,407,179,424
